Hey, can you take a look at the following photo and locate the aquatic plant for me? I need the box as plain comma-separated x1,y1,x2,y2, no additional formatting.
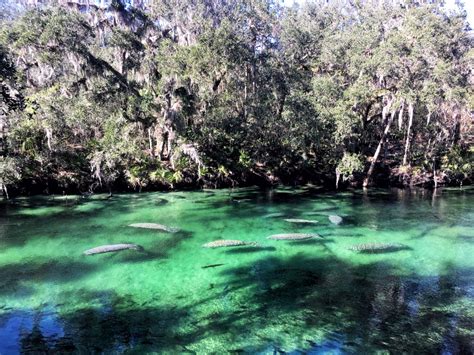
202,240,257,248
83,244,142,255
267,233,322,240
129,223,180,233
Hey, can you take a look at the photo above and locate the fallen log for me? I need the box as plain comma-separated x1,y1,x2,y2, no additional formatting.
201,263,226,269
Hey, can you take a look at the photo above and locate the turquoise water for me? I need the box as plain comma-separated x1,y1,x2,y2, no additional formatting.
0,187,473,353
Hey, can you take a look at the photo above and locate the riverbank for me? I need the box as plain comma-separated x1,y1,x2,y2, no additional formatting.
3,167,471,200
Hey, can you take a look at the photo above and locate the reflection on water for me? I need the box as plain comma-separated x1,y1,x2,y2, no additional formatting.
0,187,473,353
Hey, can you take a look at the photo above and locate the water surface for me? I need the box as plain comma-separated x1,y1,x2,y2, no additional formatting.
0,187,473,353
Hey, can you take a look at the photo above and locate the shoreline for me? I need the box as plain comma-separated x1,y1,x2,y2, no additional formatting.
2,180,471,200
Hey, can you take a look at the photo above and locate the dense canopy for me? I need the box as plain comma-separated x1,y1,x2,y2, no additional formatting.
0,0,472,196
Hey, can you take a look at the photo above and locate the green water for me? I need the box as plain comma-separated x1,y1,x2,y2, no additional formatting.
0,187,473,353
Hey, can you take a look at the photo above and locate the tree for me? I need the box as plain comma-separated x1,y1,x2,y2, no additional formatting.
0,0,472,196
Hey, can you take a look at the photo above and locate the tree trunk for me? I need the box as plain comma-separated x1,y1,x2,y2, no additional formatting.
402,102,414,166
243,65,248,120
160,131,169,160
2,183,9,199
147,127,153,155
363,106,395,187
398,101,404,129
45,128,52,151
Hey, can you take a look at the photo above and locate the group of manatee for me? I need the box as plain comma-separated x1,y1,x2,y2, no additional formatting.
201,213,406,253
83,195,406,256
202,213,342,249
83,222,180,256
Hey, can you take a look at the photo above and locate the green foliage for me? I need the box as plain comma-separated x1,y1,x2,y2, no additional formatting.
0,156,20,186
0,0,472,195
337,153,364,181
238,150,252,168
441,145,473,182
0,43,15,80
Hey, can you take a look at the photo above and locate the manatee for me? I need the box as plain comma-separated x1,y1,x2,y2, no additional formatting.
83,243,142,255
262,212,285,219
129,223,180,233
230,198,251,204
284,218,319,224
328,215,343,225
267,233,322,240
156,198,169,205
348,243,406,253
302,211,323,216
202,240,257,248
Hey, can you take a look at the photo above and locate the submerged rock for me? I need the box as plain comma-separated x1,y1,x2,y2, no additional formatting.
328,215,343,225
83,243,142,255
348,243,406,253
284,218,319,224
129,223,180,233
267,233,322,240
202,240,257,248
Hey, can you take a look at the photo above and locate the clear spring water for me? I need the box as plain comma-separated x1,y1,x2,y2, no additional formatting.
0,187,473,353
